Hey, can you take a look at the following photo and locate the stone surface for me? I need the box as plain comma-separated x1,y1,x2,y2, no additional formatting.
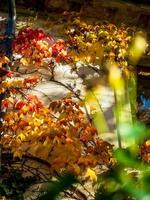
1,0,150,29
44,0,69,11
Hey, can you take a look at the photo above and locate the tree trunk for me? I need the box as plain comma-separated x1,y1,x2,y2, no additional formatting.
0,0,16,175
5,0,16,59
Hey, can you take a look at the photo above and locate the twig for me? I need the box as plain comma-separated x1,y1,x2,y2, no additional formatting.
50,79,92,122
31,88,52,102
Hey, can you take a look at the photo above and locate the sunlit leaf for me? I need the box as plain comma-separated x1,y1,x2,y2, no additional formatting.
85,168,97,182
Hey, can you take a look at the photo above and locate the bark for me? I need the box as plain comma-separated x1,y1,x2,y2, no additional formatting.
5,0,16,59
0,0,16,175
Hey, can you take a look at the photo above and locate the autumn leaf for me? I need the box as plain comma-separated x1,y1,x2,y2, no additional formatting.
20,57,31,66
85,168,97,182
0,56,9,68
13,150,23,158
17,133,26,141
2,96,113,176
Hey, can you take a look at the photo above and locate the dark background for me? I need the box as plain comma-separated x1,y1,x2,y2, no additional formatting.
0,0,150,12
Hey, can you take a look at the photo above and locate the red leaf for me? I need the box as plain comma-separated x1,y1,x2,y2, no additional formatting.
15,100,26,109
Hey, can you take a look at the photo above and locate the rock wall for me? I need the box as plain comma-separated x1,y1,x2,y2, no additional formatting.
1,0,150,30
23,0,150,29
80,0,150,30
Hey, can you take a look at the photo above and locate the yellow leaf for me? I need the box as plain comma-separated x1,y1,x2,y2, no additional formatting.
108,62,124,90
129,35,147,64
85,168,97,182
17,133,26,141
53,136,60,144
0,56,9,68
20,57,31,66
43,137,51,146
13,150,22,158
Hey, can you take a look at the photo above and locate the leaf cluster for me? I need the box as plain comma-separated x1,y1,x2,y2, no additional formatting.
66,19,143,69
2,97,113,176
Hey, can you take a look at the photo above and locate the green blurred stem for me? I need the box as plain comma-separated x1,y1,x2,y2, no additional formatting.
90,89,104,113
90,89,110,133
127,71,137,123
114,89,122,148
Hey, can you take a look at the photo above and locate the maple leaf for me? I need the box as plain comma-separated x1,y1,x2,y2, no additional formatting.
17,133,26,141
2,96,113,176
15,100,26,109
0,56,9,68
85,168,97,182
20,57,31,66
1,98,14,109
24,75,39,85
13,28,69,66
13,150,23,158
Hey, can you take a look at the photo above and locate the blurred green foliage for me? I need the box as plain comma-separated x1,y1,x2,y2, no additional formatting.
95,148,150,200
39,123,150,200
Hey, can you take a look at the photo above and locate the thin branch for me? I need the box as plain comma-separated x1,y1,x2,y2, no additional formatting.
49,79,92,122
79,181,95,198
23,154,52,168
23,164,50,182
31,88,52,102
50,79,82,100
15,67,39,75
